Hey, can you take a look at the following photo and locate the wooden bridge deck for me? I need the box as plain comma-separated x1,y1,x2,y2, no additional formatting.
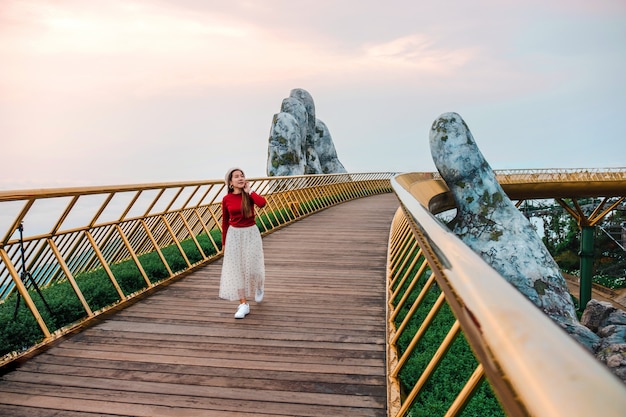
0,193,399,417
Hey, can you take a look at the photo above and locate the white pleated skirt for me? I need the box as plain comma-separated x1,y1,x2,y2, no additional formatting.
219,225,265,301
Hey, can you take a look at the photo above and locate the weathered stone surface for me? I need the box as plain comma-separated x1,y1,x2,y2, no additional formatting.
267,112,305,176
597,337,626,381
559,320,603,349
581,299,626,382
280,97,308,159
429,112,598,349
289,88,316,138
581,299,616,332
267,88,347,176
312,119,346,174
607,308,626,326
597,324,626,344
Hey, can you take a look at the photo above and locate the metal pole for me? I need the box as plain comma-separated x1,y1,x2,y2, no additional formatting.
578,226,595,311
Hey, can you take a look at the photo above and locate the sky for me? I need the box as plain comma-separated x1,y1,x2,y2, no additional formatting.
1,0,625,190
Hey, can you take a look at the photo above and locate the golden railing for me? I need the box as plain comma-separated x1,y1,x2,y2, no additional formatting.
387,168,626,417
0,172,393,365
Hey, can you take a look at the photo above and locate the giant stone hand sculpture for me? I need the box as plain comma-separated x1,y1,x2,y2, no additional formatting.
429,112,599,349
267,88,347,176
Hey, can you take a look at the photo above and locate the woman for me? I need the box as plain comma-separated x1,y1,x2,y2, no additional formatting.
219,167,267,319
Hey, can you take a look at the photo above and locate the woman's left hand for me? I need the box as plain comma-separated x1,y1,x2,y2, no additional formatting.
244,181,251,194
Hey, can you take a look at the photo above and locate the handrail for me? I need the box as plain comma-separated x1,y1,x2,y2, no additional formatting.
0,172,394,365
419,168,626,212
387,168,626,416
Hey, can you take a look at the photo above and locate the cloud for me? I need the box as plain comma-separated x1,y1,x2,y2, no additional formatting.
1,1,261,97
0,0,624,190
362,34,478,72
0,0,544,100
3,0,401,99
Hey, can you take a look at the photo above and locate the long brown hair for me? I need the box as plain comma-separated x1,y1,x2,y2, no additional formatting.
241,191,253,218
228,169,253,218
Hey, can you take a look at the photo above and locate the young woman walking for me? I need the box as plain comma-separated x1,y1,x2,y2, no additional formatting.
219,167,267,319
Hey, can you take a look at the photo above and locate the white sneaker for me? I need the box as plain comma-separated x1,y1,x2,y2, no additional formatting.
255,289,264,303
234,303,250,319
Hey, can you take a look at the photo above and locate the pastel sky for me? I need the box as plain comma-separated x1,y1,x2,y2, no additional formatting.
1,0,625,190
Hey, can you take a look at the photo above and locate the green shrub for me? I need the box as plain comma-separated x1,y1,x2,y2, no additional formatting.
393,253,504,416
112,261,147,295
399,299,504,417
594,274,626,289
0,303,46,353
0,229,224,358
77,270,122,310
40,281,88,326
554,250,580,271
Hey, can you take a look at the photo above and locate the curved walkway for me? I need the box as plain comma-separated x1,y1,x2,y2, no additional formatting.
0,193,399,417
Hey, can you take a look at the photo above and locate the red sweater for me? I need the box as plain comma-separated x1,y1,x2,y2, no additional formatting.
221,191,267,246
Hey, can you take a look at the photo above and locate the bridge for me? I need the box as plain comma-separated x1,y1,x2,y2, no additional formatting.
0,170,625,416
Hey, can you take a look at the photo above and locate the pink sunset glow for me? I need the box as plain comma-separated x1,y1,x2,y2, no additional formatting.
1,0,624,189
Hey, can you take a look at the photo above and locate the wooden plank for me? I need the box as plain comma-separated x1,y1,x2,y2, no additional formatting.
0,194,399,416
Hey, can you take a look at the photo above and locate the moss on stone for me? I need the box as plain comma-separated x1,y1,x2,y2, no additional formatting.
490,230,503,241
278,152,300,166
432,118,448,134
534,280,548,295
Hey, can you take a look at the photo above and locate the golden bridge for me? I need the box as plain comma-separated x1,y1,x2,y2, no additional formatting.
0,169,625,416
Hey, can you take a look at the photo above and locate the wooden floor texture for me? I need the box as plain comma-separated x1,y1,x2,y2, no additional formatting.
0,193,399,417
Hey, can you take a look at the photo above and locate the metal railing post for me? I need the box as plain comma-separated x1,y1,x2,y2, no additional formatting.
579,225,595,311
